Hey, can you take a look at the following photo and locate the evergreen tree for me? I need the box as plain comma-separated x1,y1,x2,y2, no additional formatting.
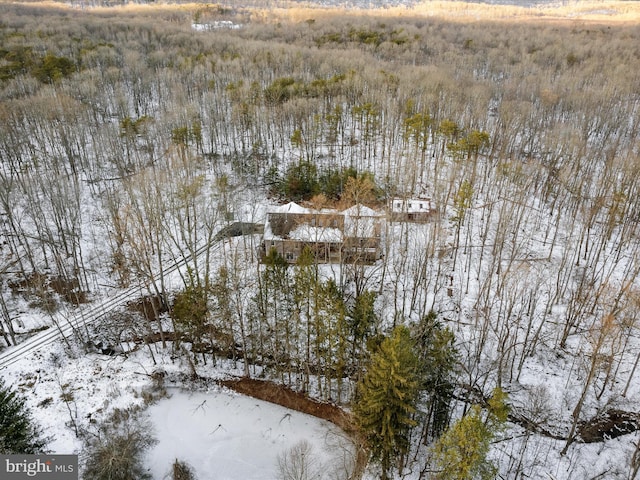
293,246,318,389
0,378,47,454
255,248,292,374
280,161,319,201
319,278,349,402
317,166,358,200
172,269,210,362
210,265,236,357
413,311,458,440
431,388,509,480
348,290,378,378
354,326,420,480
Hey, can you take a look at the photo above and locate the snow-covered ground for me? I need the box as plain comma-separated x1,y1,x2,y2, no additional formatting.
2,1,639,477
1,334,355,479
145,389,352,480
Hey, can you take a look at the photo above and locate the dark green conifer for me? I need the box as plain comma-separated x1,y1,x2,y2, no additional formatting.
0,378,47,454
431,387,509,480
413,311,458,439
354,325,420,480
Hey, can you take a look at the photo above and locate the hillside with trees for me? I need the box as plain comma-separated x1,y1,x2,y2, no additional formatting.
1,1,640,478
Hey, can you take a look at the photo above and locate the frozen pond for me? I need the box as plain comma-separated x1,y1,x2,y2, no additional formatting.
144,389,355,480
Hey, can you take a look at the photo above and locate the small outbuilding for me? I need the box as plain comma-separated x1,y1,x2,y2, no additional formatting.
389,197,436,223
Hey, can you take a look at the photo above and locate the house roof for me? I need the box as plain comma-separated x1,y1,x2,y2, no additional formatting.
270,202,310,214
264,202,382,242
344,215,378,238
263,221,278,241
342,204,383,217
289,224,343,243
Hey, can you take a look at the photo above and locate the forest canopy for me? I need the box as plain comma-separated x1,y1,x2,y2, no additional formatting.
1,1,640,478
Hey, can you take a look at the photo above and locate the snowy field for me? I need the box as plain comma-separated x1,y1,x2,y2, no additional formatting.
145,389,353,480
0,335,355,480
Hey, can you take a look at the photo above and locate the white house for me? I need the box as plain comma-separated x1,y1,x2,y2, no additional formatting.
389,197,436,223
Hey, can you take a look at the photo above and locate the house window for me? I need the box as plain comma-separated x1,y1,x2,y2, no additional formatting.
285,252,294,261
408,203,413,209
396,202,401,209
332,219,338,227
311,218,316,226
420,203,424,209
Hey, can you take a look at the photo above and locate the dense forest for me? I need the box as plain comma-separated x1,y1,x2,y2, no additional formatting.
1,1,640,478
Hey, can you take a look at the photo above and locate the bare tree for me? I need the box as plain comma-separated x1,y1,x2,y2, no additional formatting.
277,440,322,480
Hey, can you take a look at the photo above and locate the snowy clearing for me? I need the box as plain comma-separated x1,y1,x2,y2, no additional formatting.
145,388,354,480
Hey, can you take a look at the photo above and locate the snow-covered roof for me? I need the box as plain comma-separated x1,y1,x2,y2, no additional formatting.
342,204,383,217
263,220,277,240
289,225,344,243
269,202,310,214
344,215,378,238
263,202,381,241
